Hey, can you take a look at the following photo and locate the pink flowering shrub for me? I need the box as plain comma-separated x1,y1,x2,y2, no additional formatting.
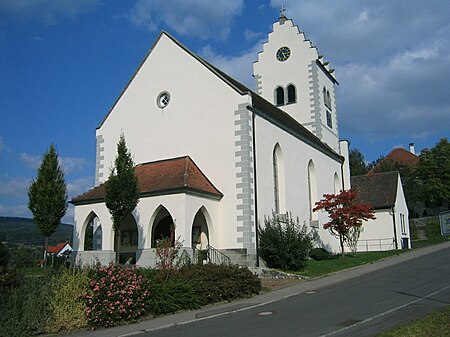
82,263,150,327
155,224,184,280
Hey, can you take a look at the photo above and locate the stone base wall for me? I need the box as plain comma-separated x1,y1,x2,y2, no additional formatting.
221,248,257,267
72,250,115,267
73,248,256,268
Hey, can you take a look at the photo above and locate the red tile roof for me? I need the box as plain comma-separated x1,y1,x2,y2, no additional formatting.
47,242,71,254
71,156,223,205
368,148,419,174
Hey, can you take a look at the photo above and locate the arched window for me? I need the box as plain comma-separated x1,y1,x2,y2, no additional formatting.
275,86,284,106
287,84,296,104
308,160,318,223
326,90,332,109
273,144,285,214
334,172,340,194
323,87,327,106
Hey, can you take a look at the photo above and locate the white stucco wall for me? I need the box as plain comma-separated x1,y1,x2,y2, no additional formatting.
356,174,411,252
254,114,342,253
74,21,348,265
73,193,221,267
394,174,411,249
94,33,252,251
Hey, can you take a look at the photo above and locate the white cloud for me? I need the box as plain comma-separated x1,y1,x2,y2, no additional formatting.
128,0,243,40
0,0,102,25
244,29,262,41
0,204,30,218
0,177,30,198
20,153,88,174
67,176,94,198
199,41,262,88
62,205,75,225
20,153,41,170
60,157,88,175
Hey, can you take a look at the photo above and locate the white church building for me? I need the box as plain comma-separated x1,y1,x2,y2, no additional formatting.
71,12,352,266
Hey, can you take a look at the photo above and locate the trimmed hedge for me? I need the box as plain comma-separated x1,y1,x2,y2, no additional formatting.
147,278,201,316
0,263,262,334
309,248,331,261
0,272,54,337
177,264,261,305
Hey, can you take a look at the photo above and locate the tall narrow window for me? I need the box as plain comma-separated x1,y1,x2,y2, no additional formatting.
323,87,327,106
287,84,296,104
333,172,340,194
326,110,333,128
273,144,285,214
276,86,284,106
308,160,318,224
273,149,280,214
326,90,332,109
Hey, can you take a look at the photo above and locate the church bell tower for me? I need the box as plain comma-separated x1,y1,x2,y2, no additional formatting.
253,8,340,152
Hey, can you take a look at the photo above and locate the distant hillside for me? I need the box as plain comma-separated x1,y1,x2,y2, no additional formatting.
0,217,73,246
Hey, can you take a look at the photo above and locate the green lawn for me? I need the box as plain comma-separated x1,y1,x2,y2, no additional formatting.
411,235,450,249
299,250,405,278
376,306,450,337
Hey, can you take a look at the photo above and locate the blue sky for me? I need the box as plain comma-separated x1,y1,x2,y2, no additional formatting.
1,0,449,223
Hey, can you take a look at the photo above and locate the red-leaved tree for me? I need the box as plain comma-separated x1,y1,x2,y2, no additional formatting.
313,189,375,257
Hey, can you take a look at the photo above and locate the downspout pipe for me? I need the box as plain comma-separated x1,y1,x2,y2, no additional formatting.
252,109,260,267
391,206,398,249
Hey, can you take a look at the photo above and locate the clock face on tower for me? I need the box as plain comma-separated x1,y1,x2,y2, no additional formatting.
276,46,291,61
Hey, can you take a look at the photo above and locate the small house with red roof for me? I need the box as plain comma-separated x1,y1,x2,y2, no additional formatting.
367,146,419,175
46,241,73,258
351,172,411,251
71,13,352,267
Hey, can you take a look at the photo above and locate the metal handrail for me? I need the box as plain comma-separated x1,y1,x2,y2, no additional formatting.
357,238,395,252
206,245,231,265
191,245,231,265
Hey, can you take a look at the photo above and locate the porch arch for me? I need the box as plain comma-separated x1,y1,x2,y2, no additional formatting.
80,211,102,252
191,206,211,249
113,213,139,264
150,205,175,248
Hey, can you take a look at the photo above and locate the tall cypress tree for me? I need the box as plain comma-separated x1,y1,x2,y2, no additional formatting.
105,134,139,263
28,144,68,266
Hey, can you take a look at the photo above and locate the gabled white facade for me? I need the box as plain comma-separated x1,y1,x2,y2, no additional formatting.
353,173,411,252
72,15,350,267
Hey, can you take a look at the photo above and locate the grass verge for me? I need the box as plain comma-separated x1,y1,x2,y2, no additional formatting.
376,306,450,337
298,250,404,278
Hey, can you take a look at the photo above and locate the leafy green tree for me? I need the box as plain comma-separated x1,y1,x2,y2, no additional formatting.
0,241,9,270
105,134,139,263
369,157,419,213
416,138,450,208
258,212,314,271
349,148,368,176
366,155,385,172
28,144,67,266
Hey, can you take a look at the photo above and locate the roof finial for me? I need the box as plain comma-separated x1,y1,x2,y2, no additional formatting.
279,4,287,23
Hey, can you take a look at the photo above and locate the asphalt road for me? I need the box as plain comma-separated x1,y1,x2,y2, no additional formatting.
60,243,450,337
141,245,450,337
